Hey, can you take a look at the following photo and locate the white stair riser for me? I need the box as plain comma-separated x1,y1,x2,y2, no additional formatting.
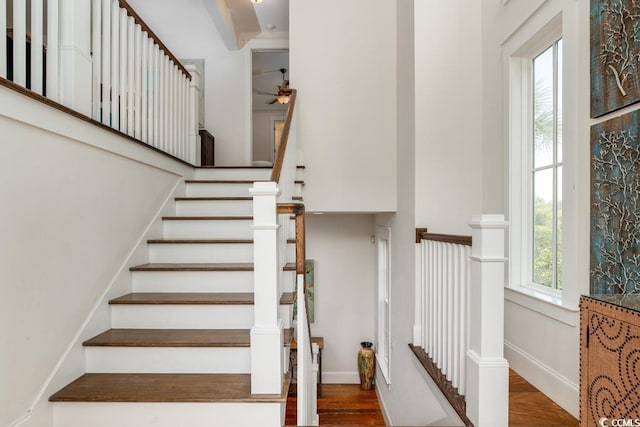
294,183,303,197
148,243,253,263
86,347,250,374
53,402,284,427
164,220,253,239
186,183,254,197
131,270,296,293
176,200,252,216
111,305,293,329
195,168,271,180
132,271,254,293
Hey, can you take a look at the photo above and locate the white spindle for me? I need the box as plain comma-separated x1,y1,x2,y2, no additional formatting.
459,244,468,396
140,32,148,142
163,56,170,152
168,62,175,155
119,8,127,133
46,0,59,100
152,44,159,146
13,0,27,87
0,0,6,78
31,0,44,94
127,16,135,137
452,245,461,390
100,0,110,124
159,53,166,151
92,0,102,120
134,25,142,139
110,0,119,129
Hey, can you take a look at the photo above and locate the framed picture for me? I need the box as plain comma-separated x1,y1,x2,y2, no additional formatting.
591,110,640,294
591,0,640,117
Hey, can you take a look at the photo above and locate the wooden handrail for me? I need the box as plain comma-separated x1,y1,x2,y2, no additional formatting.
270,89,297,183
118,0,191,80
416,228,472,246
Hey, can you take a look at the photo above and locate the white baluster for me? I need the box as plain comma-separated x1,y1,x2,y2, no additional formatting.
134,25,142,139
127,16,135,137
459,244,469,396
119,8,127,133
31,0,44,94
0,0,6,78
92,0,102,120
168,62,175,155
100,0,110,124
110,0,119,130
152,44,160,147
159,53,166,151
140,32,148,142
46,0,59,100
13,0,27,87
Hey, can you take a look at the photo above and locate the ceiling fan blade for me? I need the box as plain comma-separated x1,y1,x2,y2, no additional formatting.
255,89,278,96
267,98,278,105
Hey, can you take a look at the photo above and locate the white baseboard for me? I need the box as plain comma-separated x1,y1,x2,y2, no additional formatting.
322,371,359,384
504,340,579,418
375,382,393,426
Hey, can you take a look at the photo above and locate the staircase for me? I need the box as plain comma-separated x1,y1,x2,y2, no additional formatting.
49,166,300,427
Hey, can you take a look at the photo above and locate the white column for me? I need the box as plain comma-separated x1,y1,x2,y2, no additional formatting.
59,0,92,114
185,64,200,165
465,214,509,427
250,182,283,395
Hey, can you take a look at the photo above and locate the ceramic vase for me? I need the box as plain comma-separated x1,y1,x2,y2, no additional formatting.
358,341,375,390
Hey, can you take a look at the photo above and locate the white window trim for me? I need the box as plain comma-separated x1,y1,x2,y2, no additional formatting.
504,1,580,320
376,226,391,386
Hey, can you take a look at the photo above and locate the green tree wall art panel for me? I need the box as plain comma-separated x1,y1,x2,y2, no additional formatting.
591,110,640,294
591,0,640,117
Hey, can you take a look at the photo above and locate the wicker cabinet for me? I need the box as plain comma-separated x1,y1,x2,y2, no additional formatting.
580,295,640,426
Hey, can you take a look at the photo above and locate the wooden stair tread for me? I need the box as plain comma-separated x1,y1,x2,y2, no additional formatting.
109,292,296,305
83,328,294,347
162,216,252,221
49,372,290,403
185,180,267,184
292,196,303,201
130,262,296,272
147,239,253,244
175,197,252,201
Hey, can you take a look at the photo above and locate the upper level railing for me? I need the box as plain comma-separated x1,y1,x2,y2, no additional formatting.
1,0,200,164
413,215,509,427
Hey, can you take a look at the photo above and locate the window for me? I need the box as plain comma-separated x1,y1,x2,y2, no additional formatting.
507,12,570,303
532,39,562,290
376,226,391,385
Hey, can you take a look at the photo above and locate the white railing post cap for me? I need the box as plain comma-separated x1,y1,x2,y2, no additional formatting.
469,214,508,229
250,181,280,196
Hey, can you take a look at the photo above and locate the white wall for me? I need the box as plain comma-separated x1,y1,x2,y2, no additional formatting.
414,0,483,235
127,0,276,166
289,0,397,212
252,111,283,163
0,86,190,427
306,214,376,384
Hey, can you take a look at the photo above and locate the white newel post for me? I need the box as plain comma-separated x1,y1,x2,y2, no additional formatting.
185,64,201,165
59,0,92,115
466,214,509,427
250,182,284,394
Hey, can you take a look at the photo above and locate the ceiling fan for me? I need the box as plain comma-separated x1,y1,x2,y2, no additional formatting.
254,68,291,105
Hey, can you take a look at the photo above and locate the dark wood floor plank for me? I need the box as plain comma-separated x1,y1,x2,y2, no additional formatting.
50,373,290,403
109,292,295,305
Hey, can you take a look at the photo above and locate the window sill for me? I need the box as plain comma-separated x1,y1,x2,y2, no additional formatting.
504,286,579,326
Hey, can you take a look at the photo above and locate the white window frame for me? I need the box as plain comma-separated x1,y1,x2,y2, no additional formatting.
376,226,391,386
504,2,579,323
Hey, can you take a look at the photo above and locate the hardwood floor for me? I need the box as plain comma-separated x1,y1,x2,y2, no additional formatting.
286,384,385,426
285,370,578,426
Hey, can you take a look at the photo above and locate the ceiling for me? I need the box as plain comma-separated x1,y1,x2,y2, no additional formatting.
252,0,289,33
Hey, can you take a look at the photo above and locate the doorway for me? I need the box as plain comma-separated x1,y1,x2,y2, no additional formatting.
251,50,289,165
